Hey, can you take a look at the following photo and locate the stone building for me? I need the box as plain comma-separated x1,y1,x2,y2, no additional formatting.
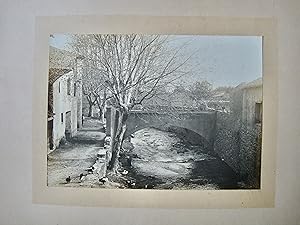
47,46,83,152
239,78,262,186
241,78,263,126
213,77,263,187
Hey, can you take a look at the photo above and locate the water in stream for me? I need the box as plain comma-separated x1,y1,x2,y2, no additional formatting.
120,127,239,190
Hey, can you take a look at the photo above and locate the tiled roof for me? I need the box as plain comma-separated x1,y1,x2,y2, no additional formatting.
49,46,75,69
49,68,72,85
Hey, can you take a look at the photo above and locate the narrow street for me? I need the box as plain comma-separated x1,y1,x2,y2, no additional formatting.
47,118,106,188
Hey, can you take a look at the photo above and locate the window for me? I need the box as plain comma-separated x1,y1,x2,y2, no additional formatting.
58,82,61,93
61,113,64,123
67,78,71,95
255,102,262,123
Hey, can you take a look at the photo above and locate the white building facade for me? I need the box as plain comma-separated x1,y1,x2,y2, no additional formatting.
47,46,83,152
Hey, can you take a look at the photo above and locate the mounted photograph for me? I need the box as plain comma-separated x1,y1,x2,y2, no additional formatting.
47,34,263,190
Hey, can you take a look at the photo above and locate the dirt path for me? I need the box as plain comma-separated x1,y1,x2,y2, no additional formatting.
47,118,106,188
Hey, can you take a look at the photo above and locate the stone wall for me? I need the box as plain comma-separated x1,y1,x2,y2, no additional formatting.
214,111,262,187
239,123,262,187
214,112,241,173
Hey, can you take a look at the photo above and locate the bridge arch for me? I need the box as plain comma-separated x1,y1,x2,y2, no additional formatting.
128,125,212,152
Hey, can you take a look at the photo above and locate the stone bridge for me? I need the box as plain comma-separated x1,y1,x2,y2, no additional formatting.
106,107,217,149
125,110,217,147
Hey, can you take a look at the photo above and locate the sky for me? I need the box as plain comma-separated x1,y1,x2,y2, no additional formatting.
49,34,262,87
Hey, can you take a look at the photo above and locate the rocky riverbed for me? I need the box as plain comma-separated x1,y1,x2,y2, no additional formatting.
119,127,239,190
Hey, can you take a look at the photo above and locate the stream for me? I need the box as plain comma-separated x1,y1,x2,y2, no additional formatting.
120,127,239,190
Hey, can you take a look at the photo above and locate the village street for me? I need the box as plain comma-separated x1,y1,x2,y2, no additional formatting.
47,118,107,188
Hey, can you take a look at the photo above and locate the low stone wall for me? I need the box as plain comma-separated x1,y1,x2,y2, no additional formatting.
92,136,112,179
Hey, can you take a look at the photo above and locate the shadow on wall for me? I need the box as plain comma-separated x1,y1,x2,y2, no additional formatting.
164,125,212,153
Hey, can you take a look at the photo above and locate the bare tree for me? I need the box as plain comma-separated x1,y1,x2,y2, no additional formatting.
93,85,108,122
81,65,104,118
71,34,192,172
187,80,213,110
71,40,110,121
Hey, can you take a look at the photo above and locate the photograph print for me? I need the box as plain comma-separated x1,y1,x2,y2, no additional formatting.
47,34,263,190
